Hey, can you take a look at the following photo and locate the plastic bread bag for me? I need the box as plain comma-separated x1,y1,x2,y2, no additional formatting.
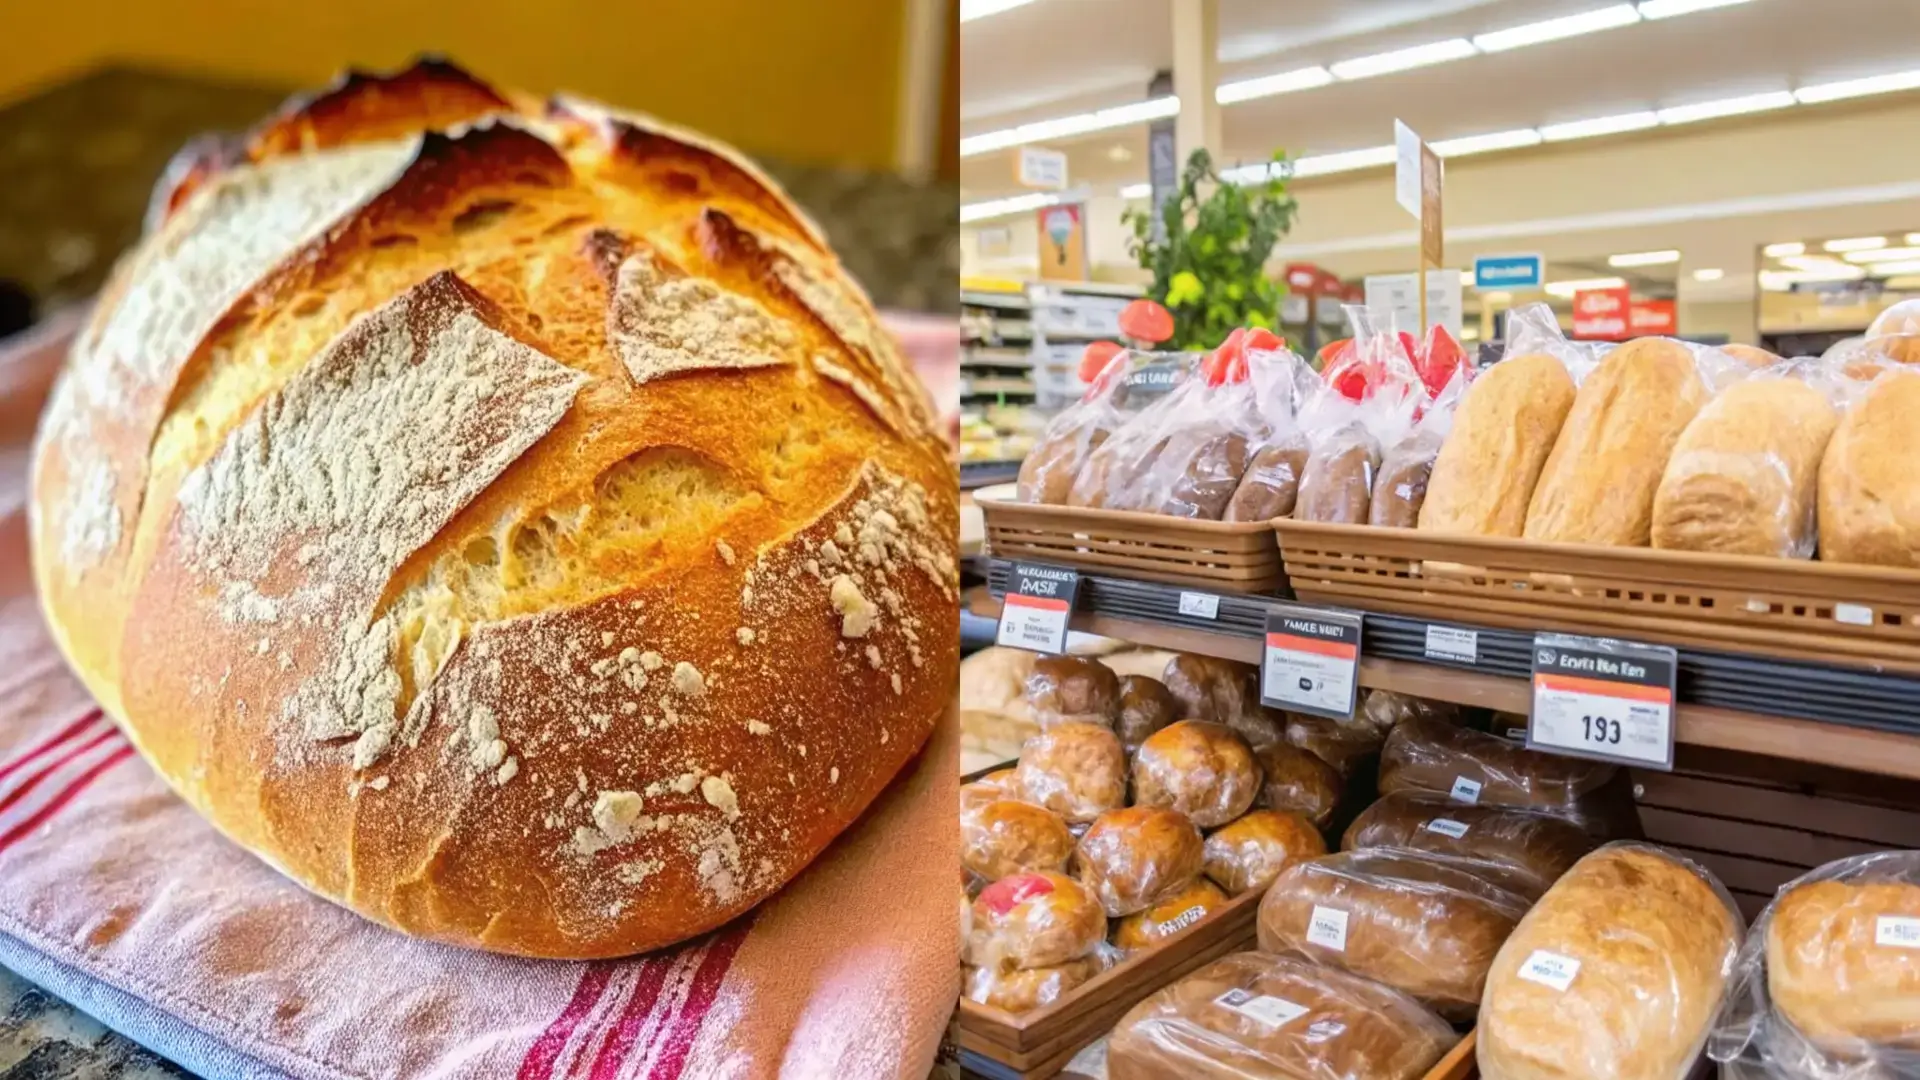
1815,365,1920,568
1073,806,1206,918
1340,791,1597,897
965,952,1110,1014
966,870,1109,972
1024,654,1122,726
1256,847,1534,1020
1824,299,1920,378
1710,850,1920,1079
1106,951,1459,1080
1295,307,1422,524
1066,352,1210,510
1223,334,1328,522
1131,721,1261,829
1015,720,1128,825
961,797,1076,881
1377,712,1635,836
1137,329,1311,519
1370,361,1471,528
1480,842,1744,1080
1018,344,1128,504
1359,688,1461,735
1112,877,1231,955
1202,809,1328,896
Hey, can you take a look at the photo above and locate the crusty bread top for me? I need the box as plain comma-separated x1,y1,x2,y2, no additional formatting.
30,59,956,958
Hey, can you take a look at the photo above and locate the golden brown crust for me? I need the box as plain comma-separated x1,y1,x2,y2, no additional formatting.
1025,654,1121,725
1132,721,1260,829
967,871,1107,971
962,799,1074,882
1819,370,1920,566
1768,879,1920,1050
1113,878,1228,953
1341,792,1592,894
1202,809,1325,896
1251,741,1341,829
1074,806,1204,918
1419,353,1575,537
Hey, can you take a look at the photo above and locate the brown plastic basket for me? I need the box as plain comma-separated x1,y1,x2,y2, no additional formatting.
975,484,1285,593
1273,519,1920,673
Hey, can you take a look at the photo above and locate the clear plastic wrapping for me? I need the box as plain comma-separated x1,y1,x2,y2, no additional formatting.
1025,655,1122,726
1295,308,1424,524
1202,809,1328,897
1160,654,1281,748
1251,741,1341,829
1073,806,1206,918
1106,951,1459,1080
1817,367,1920,567
1223,336,1328,522
967,870,1110,972
1114,674,1179,755
1378,712,1621,829
1018,348,1134,505
1066,350,1210,510
1711,851,1920,1078
1359,689,1460,735
965,953,1108,1013
1135,331,1310,519
960,768,1023,814
962,797,1076,882
1256,847,1533,1020
1341,791,1595,897
1479,842,1743,1080
1016,721,1128,825
1113,877,1230,954
1284,712,1386,778
1370,364,1470,528
1131,721,1261,829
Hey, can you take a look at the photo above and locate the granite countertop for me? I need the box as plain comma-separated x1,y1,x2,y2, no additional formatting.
0,63,956,1080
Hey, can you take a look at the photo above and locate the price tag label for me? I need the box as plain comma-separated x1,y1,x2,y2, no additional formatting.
1306,905,1349,951
995,563,1080,654
1877,916,1920,948
1426,818,1470,839
1424,624,1478,664
1178,591,1221,620
1517,949,1581,992
1259,604,1364,721
1212,989,1308,1029
1527,632,1677,771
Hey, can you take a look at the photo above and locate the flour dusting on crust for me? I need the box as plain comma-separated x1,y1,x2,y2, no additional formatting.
608,250,795,386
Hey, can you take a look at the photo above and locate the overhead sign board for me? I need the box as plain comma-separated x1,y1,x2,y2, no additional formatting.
1474,254,1545,290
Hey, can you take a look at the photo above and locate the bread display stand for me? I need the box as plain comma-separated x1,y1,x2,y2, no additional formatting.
975,484,1287,593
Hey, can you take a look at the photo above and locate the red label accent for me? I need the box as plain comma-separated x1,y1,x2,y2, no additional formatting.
1628,299,1677,336
1006,594,1069,613
1265,632,1357,661
980,873,1054,916
1572,287,1632,340
1534,672,1672,704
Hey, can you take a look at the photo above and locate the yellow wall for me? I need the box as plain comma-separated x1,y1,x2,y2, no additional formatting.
0,0,912,172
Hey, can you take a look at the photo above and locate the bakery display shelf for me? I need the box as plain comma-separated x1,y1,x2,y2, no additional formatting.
1275,518,1920,675
976,561,1920,782
976,486,1286,593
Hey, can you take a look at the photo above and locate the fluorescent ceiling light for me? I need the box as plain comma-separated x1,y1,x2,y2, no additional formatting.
1692,268,1725,281
1656,90,1795,125
1473,4,1640,53
1824,235,1887,252
1638,0,1754,18
1779,255,1864,277
1217,66,1334,104
1544,276,1628,297
1119,182,1152,199
1431,128,1542,157
960,0,1036,22
960,192,1057,224
1288,145,1398,177
1763,241,1805,257
1539,111,1660,141
1329,38,1477,81
1843,246,1920,263
959,96,1179,157
1865,259,1920,275
1907,233,1920,246
1794,68,1920,104
1220,160,1290,184
1609,249,1682,267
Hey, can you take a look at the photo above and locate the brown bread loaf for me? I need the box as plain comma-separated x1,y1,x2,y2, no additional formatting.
1341,792,1594,895
1017,721,1128,824
1223,436,1309,522
1767,878,1920,1053
1132,721,1261,829
1819,370,1920,566
1652,375,1838,557
1420,353,1576,536
967,870,1108,972
1114,675,1179,754
1160,654,1281,748
1294,422,1380,524
1202,809,1326,896
1025,655,1122,725
1378,713,1617,822
1074,806,1205,917
961,799,1075,882
1251,741,1342,829
1369,428,1444,528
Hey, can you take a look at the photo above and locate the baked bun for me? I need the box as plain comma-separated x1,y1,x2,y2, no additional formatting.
967,871,1107,972
959,768,1022,813
1108,952,1457,1080
1017,721,1127,824
1132,721,1260,828
27,60,956,959
1257,848,1531,1020
962,799,1074,882
1161,654,1279,748
1283,712,1384,778
1114,674,1178,754
1767,878,1920,1052
1251,741,1341,829
1342,792,1593,894
1360,689,1459,735
1075,806,1205,917
1202,810,1325,896
1113,878,1229,954
1025,654,1121,725
964,956,1104,1013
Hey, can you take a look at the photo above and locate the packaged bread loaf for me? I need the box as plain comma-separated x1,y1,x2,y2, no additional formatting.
1114,675,1179,754
27,61,958,959
1370,367,1469,528
1017,721,1128,824
1018,348,1130,504
1480,843,1741,1080
1258,848,1532,1020
1132,721,1261,828
1107,951,1458,1080
1294,420,1382,524
1283,713,1383,778
964,954,1105,1013
1025,655,1122,726
960,768,1022,814
1202,809,1327,896
1075,806,1206,917
1161,654,1281,748
1379,712,1619,826
1113,878,1230,954
1652,366,1841,558
1225,437,1311,522
962,798,1075,881
1068,363,1202,510
1819,369,1920,566
1360,688,1459,735
967,870,1109,972
1525,337,1715,545
1251,741,1341,829
1342,792,1594,895
1142,331,1300,519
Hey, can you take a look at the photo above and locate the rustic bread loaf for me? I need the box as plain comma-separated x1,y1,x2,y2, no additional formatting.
1283,712,1384,778
968,870,1108,971
1202,809,1326,896
1018,720,1128,824
1652,376,1838,557
28,61,956,959
1223,436,1309,522
1767,878,1920,1052
1025,654,1121,725
1160,654,1281,748
1379,713,1617,822
964,955,1104,1013
1525,337,1711,545
1478,844,1740,1080
1251,741,1341,829
961,799,1075,881
1294,421,1380,524
1114,674,1178,754
1419,353,1576,536
1342,792,1593,895
1369,428,1443,528
1132,721,1261,828
1074,806,1205,917
1819,369,1920,566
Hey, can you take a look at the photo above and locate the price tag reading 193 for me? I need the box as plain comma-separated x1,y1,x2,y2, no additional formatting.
1527,632,1678,771
1259,605,1364,721
995,563,1081,655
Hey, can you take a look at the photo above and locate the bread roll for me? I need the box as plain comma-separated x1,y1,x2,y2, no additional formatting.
962,799,1075,881
1652,376,1838,557
1767,878,1920,1052
1525,337,1711,545
1160,655,1281,748
1075,807,1205,917
1251,741,1341,829
1107,952,1458,1080
1342,792,1593,895
1361,689,1460,735
1295,422,1381,524
1025,655,1121,725
1819,370,1920,566
1721,343,1781,367
1161,433,1252,519
1258,848,1530,1020
964,955,1104,1013
1113,878,1229,954
1283,712,1384,778
1370,428,1443,528
1202,810,1326,896
960,768,1022,814
1132,721,1261,828
1420,353,1576,536
1017,721,1127,824
1479,844,1741,1080
26,61,956,960
967,870,1108,972
1379,713,1616,821
1019,417,1112,504
961,646,1037,717
1223,437,1309,522
1115,675,1178,755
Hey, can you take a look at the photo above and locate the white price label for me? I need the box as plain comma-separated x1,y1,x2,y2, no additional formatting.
1530,671,1673,768
1426,818,1471,839
1424,625,1478,664
1877,916,1920,948
1449,776,1482,805
1306,905,1349,952
1212,989,1309,1029
1517,949,1582,992
1178,591,1221,620
1260,608,1363,720
996,593,1070,653
1836,603,1874,627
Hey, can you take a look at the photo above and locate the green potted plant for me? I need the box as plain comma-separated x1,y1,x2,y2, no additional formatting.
1123,148,1298,351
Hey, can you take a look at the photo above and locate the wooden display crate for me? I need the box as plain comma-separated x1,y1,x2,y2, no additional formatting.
1273,519,1920,673
975,485,1285,594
